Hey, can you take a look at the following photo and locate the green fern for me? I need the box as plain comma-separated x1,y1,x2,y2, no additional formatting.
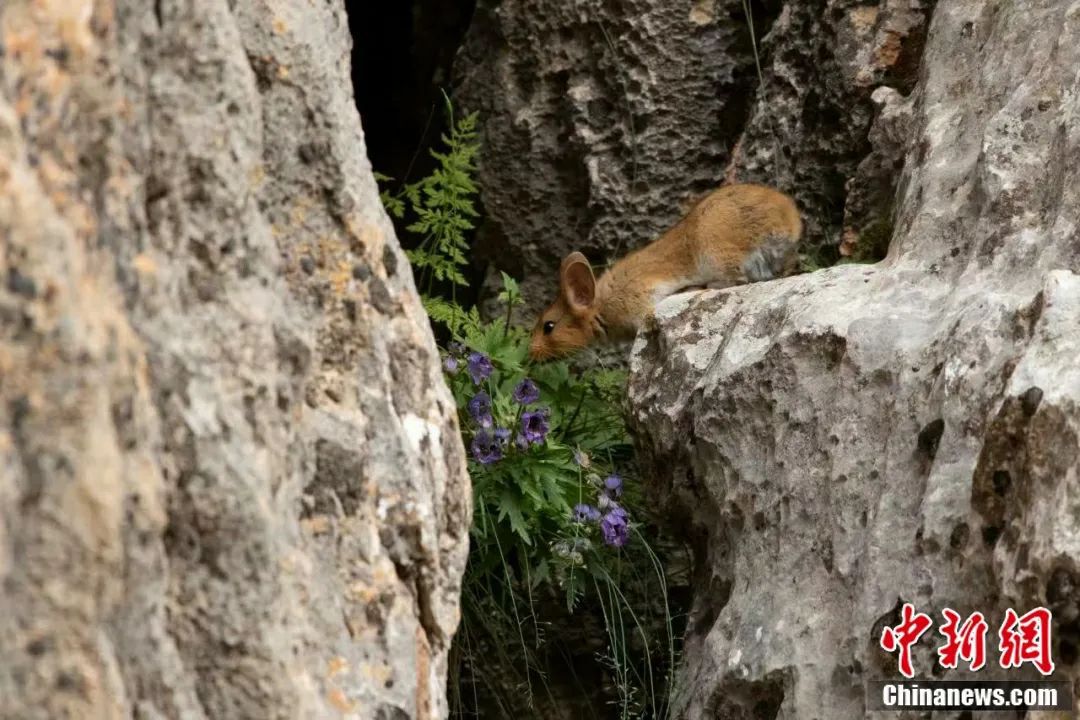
374,172,406,219
378,98,680,720
378,95,479,297
421,296,480,337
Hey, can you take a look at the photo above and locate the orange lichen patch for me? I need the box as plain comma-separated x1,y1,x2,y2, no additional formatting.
48,188,69,209
90,0,115,34
326,656,349,678
315,234,340,256
105,168,137,202
873,30,904,70
2,24,42,62
849,6,880,35
42,62,71,97
329,259,352,297
372,564,395,586
343,212,383,254
277,64,290,81
343,212,363,240
54,8,97,61
300,514,331,535
34,148,96,239
301,235,355,293
415,627,431,720
14,93,34,118
71,201,96,241
360,662,392,685
348,580,379,603
327,687,354,713
290,195,315,226
38,152,70,186
272,17,287,34
360,224,381,251
131,253,158,276
2,0,98,67
248,164,266,188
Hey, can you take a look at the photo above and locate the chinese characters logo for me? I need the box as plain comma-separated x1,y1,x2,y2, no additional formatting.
880,604,1055,678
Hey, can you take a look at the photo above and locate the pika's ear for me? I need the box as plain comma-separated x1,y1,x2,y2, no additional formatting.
559,251,596,312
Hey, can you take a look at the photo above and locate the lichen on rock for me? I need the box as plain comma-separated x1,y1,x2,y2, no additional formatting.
0,1,468,719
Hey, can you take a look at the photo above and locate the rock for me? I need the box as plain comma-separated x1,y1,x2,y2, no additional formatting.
629,0,1080,716
0,2,468,719
455,0,931,311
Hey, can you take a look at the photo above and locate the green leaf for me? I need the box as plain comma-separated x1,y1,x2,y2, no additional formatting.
497,272,521,308
497,490,531,545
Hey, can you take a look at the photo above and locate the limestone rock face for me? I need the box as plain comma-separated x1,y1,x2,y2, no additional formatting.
455,0,931,310
629,0,1080,716
0,2,468,719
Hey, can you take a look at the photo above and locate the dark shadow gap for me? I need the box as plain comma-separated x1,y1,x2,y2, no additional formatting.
347,0,477,184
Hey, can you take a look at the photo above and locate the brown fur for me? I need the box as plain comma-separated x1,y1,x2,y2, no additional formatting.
529,183,802,361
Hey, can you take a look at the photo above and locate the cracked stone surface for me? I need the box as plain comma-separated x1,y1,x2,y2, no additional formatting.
455,0,932,312
0,1,468,719
629,0,1080,717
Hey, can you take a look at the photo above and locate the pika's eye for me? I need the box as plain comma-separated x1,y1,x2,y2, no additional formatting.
543,320,556,335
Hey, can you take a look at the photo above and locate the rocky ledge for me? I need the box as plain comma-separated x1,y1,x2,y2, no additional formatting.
628,1,1080,716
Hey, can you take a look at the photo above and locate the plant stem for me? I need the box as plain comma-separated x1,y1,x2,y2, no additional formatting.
560,381,589,441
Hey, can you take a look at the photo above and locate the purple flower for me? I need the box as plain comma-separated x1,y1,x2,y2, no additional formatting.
495,427,511,446
573,503,601,523
603,474,623,498
467,352,493,385
467,392,493,427
514,433,529,451
470,429,503,465
520,408,550,445
443,355,460,375
512,378,540,405
597,493,614,511
600,507,630,547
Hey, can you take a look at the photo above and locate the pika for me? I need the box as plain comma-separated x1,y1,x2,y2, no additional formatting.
528,183,801,360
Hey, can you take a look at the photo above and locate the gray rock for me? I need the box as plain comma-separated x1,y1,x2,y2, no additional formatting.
628,0,1080,716
0,2,468,719
455,0,931,312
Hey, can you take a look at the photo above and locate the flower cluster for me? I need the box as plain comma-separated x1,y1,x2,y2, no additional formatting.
442,346,551,465
470,427,509,465
571,457,631,548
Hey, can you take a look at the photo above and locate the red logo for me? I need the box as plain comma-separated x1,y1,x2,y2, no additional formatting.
999,607,1055,676
880,603,934,678
937,608,989,672
879,605,1054,678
